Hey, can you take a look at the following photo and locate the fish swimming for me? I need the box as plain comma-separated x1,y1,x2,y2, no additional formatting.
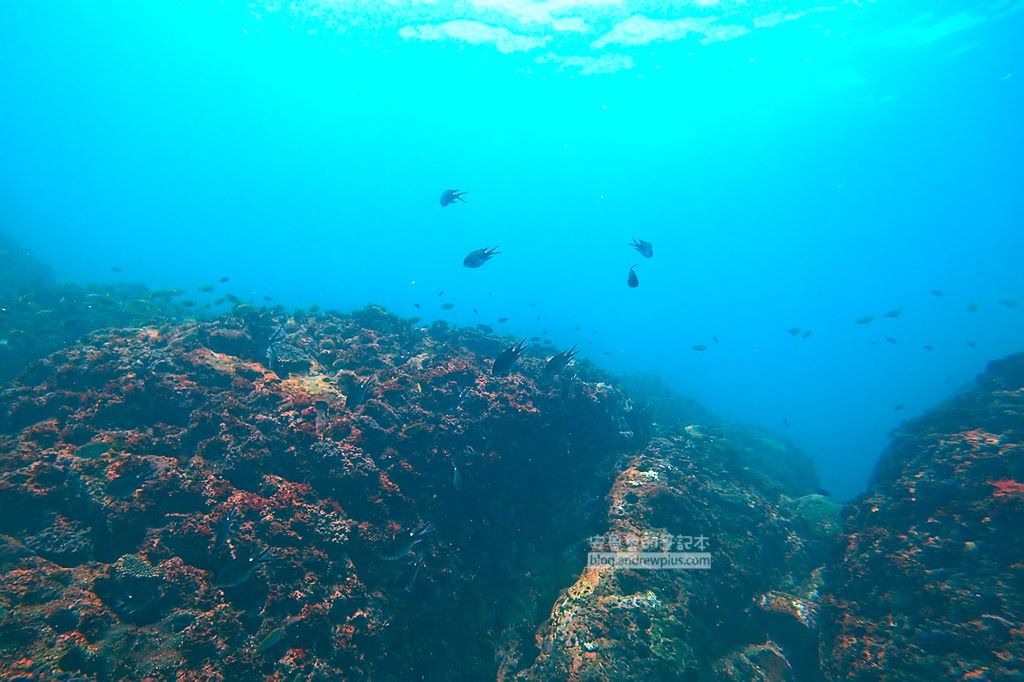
214,546,274,588
885,337,897,344
691,344,707,352
452,461,463,491
492,338,527,376
883,309,902,318
788,327,801,336
440,189,468,207
627,265,639,288
347,374,377,410
855,316,873,325
629,238,653,258
801,330,813,339
544,344,579,376
383,522,436,561
967,302,980,313
463,247,500,268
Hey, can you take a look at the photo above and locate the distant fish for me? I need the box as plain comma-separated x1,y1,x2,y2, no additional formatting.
801,330,813,339
627,265,639,288
999,298,1018,308
463,247,500,268
413,303,421,309
629,238,653,258
923,345,934,351
855,316,874,325
966,341,977,348
691,344,707,352
885,337,897,344
712,336,719,344
263,296,273,302
111,266,124,273
492,338,527,376
442,303,455,311
451,461,463,491
438,290,445,297
347,374,377,410
788,328,801,336
893,404,904,411
930,289,944,297
883,309,902,318
967,302,980,313
200,284,216,293
783,418,790,427
498,317,508,323
219,277,230,283
476,324,494,334
440,189,468,207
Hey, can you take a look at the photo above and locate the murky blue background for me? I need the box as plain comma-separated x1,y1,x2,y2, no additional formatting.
2,0,1022,498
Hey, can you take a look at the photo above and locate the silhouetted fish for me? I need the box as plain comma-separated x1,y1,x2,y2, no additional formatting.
885,337,897,344
442,303,455,311
691,344,707,352
883,309,902,318
463,247,499,268
440,189,467,207
492,339,527,376
930,289,944,297
999,298,1018,308
498,317,508,323
788,328,801,336
855,316,873,324
967,302,980,313
923,345,934,351
801,330,813,339
629,238,653,258
627,265,639,288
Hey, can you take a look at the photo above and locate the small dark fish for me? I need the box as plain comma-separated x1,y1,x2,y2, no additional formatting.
893,404,904,411
629,238,653,258
438,290,444,297
452,461,463,491
885,337,897,344
309,305,320,313
801,330,813,339
883,309,902,318
111,266,124,273
999,298,1018,308
930,289,944,297
476,324,494,334
463,247,500,268
492,338,527,376
383,522,436,560
966,341,977,348
200,284,216,293
347,374,377,410
442,303,455,311
627,265,639,288
473,308,478,314
530,335,541,342
414,303,421,308
214,508,237,551
213,297,226,306
855,316,873,325
545,344,579,377
181,299,197,308
966,302,979,313
783,418,790,427
498,317,508,323
788,327,801,336
923,345,934,351
214,547,274,588
691,344,707,352
440,189,468,207
263,296,273,302
712,337,719,344
219,277,230,283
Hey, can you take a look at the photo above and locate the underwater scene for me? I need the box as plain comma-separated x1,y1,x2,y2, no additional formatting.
1,0,1022,680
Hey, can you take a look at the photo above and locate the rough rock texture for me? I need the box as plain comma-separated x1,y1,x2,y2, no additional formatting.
822,352,1024,681
515,425,838,681
0,306,649,680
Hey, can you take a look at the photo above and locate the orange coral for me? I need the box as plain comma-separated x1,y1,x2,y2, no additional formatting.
989,479,1024,497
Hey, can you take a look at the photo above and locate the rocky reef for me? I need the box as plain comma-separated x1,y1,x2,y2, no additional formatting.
823,352,1024,681
1,236,1021,680
0,305,650,680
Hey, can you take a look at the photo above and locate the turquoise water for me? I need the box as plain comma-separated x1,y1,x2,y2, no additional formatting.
1,0,1021,499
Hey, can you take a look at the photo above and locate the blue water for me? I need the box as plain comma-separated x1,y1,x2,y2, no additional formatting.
1,0,1022,499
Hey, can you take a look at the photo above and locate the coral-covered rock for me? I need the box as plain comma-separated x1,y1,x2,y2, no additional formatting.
822,352,1024,681
0,306,649,680
515,426,837,681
